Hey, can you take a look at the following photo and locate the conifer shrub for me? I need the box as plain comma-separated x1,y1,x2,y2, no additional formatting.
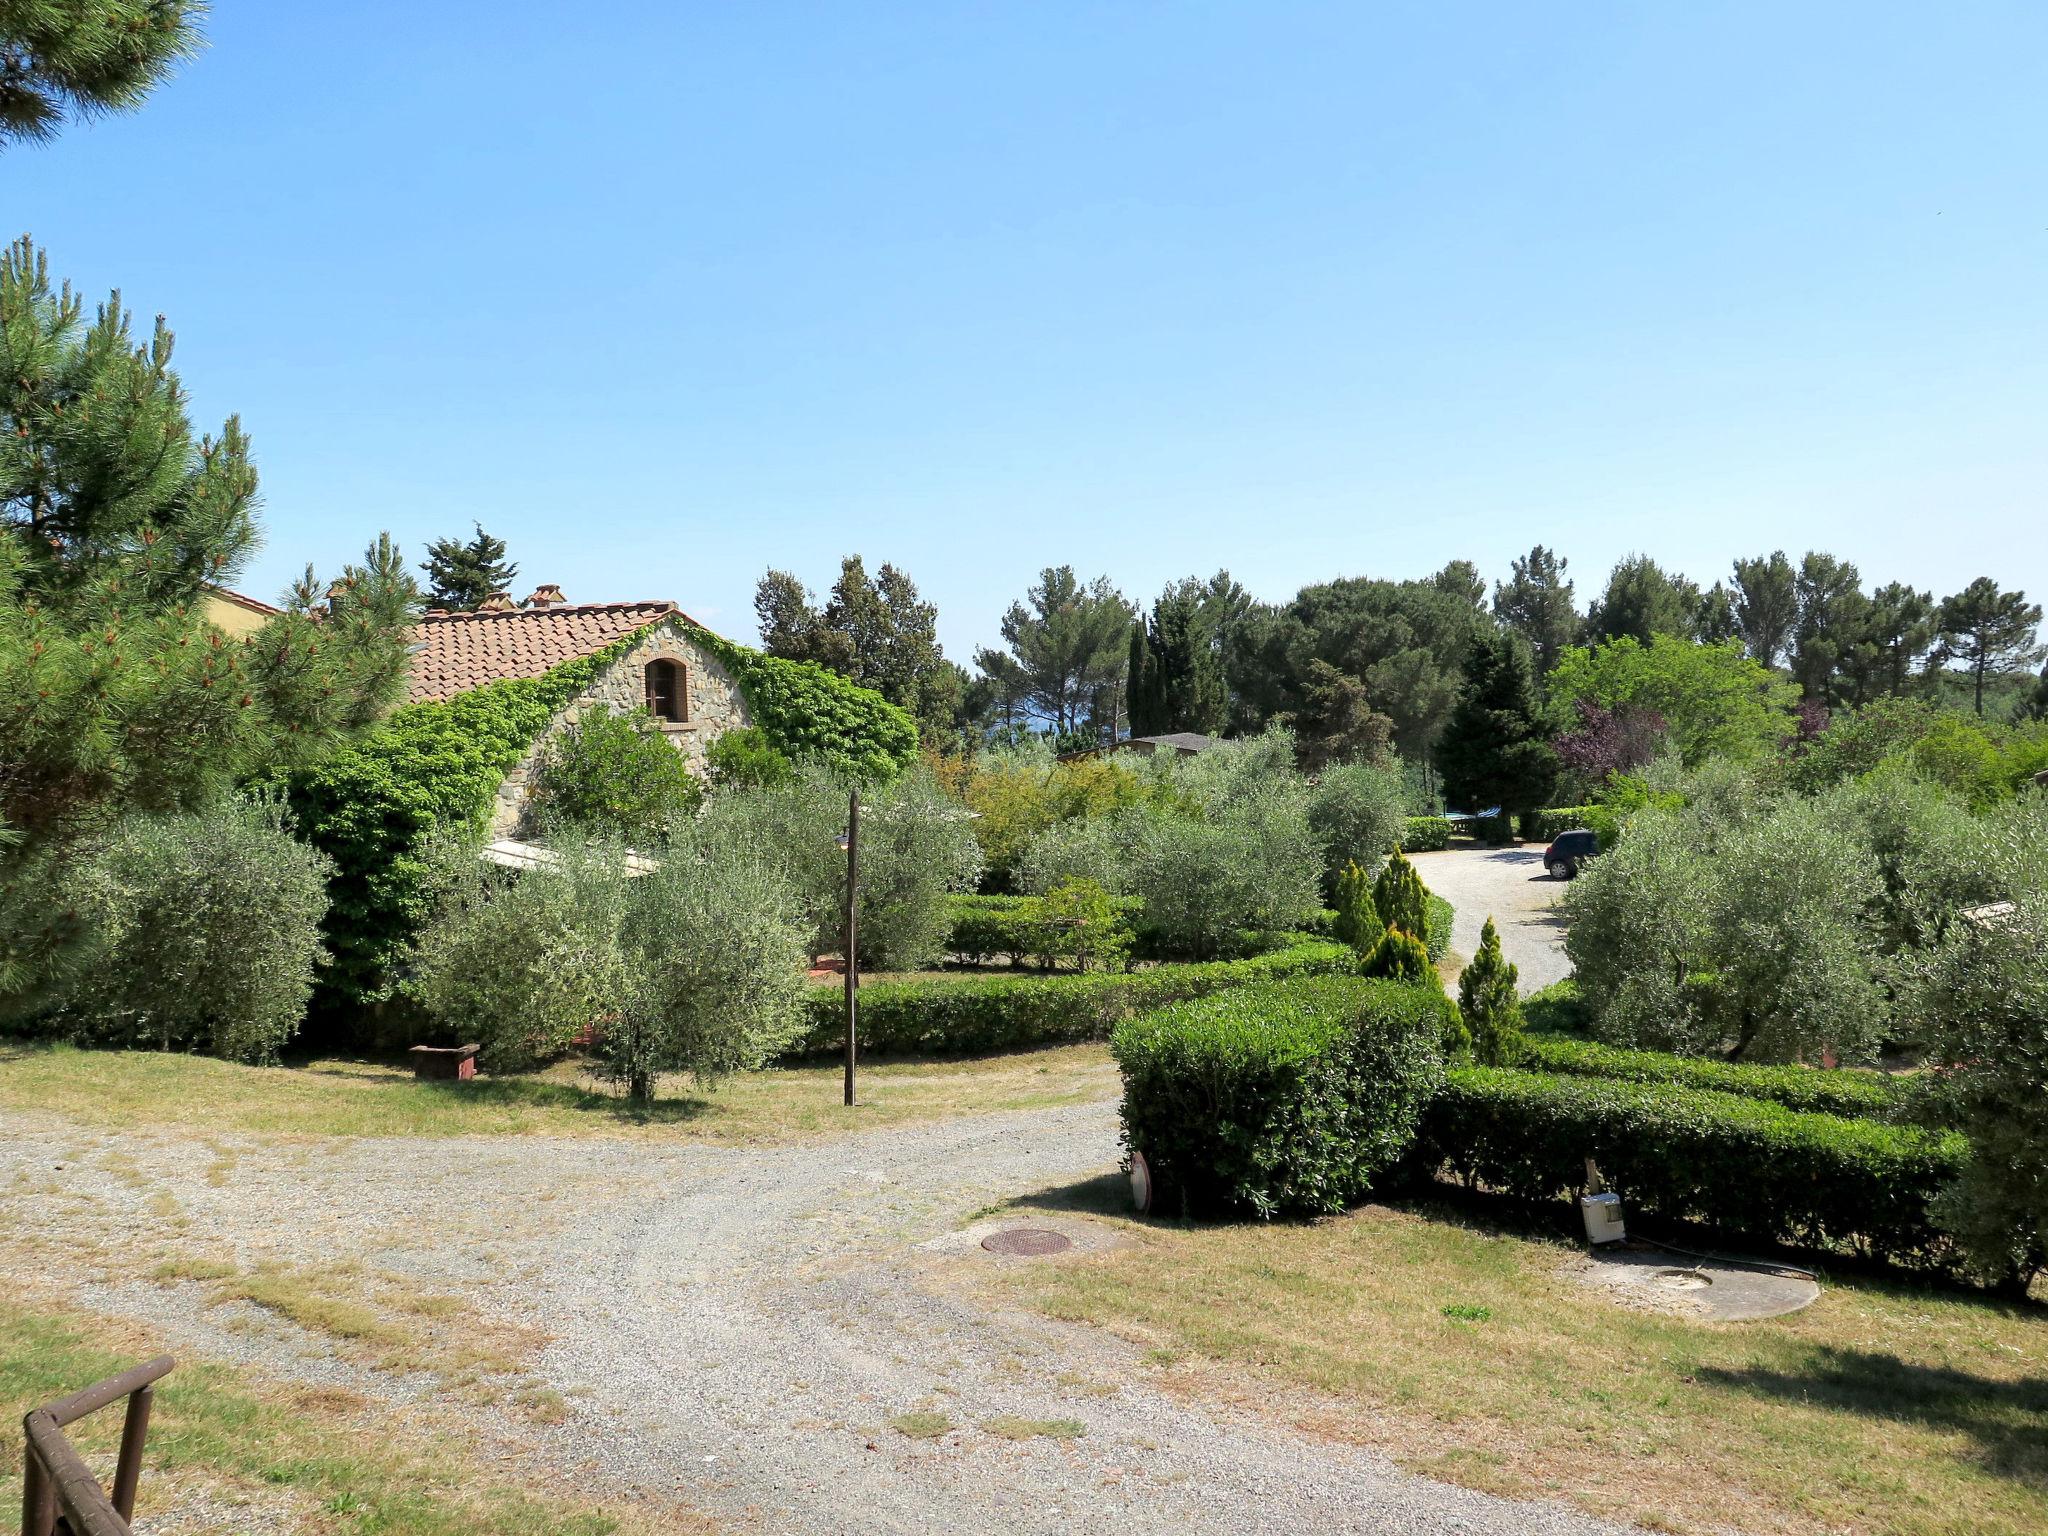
1459,916,1526,1066
1112,977,1451,1219
1331,861,1384,956
1372,849,1430,938
1363,926,1432,985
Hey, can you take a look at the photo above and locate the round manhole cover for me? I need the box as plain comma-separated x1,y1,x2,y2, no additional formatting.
981,1228,1073,1257
1651,1267,1712,1291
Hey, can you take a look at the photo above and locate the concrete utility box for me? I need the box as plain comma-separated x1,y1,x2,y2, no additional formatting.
1580,1191,1627,1245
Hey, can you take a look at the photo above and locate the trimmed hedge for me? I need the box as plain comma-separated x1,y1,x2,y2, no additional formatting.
788,937,1358,1057
946,891,1142,967
1113,977,1452,1219
1400,815,1451,852
1414,1066,1965,1272
1518,1034,1907,1120
1519,806,1599,842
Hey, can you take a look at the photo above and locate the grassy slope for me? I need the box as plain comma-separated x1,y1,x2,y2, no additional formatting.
0,1042,1116,1142
1008,1195,2048,1536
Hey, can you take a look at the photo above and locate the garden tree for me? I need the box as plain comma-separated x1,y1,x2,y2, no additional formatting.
1905,893,2048,1292
1230,566,1484,764
410,837,810,1102
0,0,203,147
1458,917,1525,1066
1839,581,1934,703
1126,571,1245,737
973,565,1133,740
418,522,517,611
753,556,964,742
1305,758,1408,893
1551,700,1667,795
0,238,415,845
1435,630,1557,816
1371,849,1430,940
1789,551,1867,703
1933,577,2046,716
1283,659,1395,772
1586,554,1700,645
1547,635,1798,765
1692,581,1738,646
1330,860,1384,955
1730,551,1799,667
1491,544,1580,681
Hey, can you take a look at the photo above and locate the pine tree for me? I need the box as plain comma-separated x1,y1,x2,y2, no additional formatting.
1493,545,1580,679
1,1,205,148
1731,551,1799,668
1458,917,1525,1065
1435,630,1557,816
0,237,414,846
1933,579,2046,716
1332,860,1385,956
1371,849,1430,940
419,523,518,611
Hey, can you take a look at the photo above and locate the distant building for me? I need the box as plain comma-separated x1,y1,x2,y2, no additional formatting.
201,585,281,637
1060,732,1218,762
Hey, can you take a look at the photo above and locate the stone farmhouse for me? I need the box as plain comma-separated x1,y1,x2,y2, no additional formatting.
405,586,750,836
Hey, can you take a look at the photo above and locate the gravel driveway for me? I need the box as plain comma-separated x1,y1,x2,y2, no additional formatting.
1407,846,1572,992
1,1102,1636,1536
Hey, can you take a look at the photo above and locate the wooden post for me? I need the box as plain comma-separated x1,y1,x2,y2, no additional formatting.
109,1383,153,1520
844,787,859,1108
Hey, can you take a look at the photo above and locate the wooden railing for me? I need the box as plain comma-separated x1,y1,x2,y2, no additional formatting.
20,1356,173,1536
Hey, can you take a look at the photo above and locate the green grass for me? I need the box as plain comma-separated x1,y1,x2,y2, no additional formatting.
1007,1194,2048,1536
887,1411,953,1440
0,1041,1116,1144
0,1298,692,1535
980,1415,1084,1441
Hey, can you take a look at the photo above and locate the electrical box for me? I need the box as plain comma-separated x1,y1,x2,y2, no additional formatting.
1580,1191,1626,1245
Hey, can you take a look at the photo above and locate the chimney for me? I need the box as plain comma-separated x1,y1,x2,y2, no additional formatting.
478,590,515,613
525,583,565,608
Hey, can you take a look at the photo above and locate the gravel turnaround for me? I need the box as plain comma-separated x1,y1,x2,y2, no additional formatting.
1407,846,1573,993
0,1101,1640,1536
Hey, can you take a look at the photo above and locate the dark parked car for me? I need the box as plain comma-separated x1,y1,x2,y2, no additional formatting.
1543,829,1599,879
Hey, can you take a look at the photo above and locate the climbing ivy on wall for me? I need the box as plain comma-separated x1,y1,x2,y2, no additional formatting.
685,623,920,780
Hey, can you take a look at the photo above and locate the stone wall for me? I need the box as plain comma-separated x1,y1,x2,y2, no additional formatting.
490,623,751,837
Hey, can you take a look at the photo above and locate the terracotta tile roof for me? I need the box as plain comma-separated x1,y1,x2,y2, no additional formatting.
204,584,283,617
404,601,686,704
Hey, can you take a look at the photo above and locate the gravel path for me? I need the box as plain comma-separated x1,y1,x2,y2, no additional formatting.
1,1100,1636,1536
1408,846,1572,992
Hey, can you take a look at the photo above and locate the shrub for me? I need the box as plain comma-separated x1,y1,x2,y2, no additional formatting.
1113,977,1451,1219
1413,1067,1966,1273
1033,879,1134,971
787,937,1358,1056
1372,849,1429,938
525,704,704,843
1363,926,1432,985
410,835,809,1099
1520,978,1593,1037
1424,893,1453,962
1331,861,1384,956
705,725,794,789
1459,917,1525,1066
1515,1034,1906,1118
1520,806,1599,842
1400,815,1451,852
41,800,332,1063
941,741,1151,893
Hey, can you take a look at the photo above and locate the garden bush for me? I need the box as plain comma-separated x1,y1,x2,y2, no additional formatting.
1515,1034,1906,1119
1113,977,1452,1219
1423,893,1453,962
1519,806,1599,842
704,725,794,789
1400,815,1451,852
1306,760,1408,895
944,888,1140,970
39,800,332,1063
1412,1067,1966,1273
786,936,1357,1056
525,704,703,843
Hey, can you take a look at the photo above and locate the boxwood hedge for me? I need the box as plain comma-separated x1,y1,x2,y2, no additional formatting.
1517,1034,1907,1120
1413,1066,1965,1272
1113,977,1453,1219
1400,815,1452,852
787,936,1357,1057
946,891,1143,967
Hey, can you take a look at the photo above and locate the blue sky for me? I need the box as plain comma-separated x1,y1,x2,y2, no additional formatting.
9,2,2044,658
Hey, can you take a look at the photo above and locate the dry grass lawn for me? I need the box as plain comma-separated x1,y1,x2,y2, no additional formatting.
1006,1192,2048,1536
0,1041,1116,1143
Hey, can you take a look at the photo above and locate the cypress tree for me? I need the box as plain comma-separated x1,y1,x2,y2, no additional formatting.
1436,629,1558,816
1371,849,1430,940
1458,916,1525,1065
1332,860,1384,955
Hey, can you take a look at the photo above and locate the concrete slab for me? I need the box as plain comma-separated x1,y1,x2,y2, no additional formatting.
1569,1243,1820,1322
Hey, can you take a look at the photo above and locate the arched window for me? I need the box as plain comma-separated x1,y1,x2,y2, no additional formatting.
644,659,687,723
